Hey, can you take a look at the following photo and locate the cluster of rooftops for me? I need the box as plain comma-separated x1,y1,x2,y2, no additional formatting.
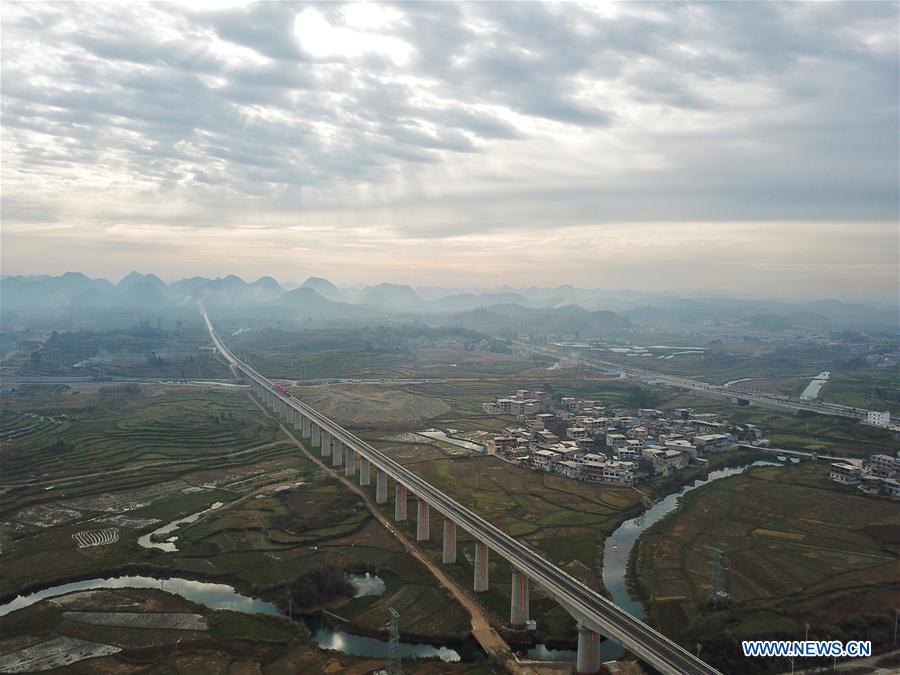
482,390,765,485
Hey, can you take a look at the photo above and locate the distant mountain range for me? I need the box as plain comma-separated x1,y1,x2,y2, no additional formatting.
620,297,896,330
1,272,894,332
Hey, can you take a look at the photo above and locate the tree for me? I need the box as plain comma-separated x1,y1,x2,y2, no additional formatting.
286,568,354,609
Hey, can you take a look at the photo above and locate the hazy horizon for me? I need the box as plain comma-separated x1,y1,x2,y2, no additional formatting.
2,2,898,303
5,269,899,311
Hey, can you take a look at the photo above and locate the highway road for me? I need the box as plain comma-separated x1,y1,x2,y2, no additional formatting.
203,310,722,675
528,344,866,420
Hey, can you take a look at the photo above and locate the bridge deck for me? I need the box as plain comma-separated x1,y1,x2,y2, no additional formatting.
203,310,722,675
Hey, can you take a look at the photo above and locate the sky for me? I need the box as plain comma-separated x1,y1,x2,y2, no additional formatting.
2,1,898,301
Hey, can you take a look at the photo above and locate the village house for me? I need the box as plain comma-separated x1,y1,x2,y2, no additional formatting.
829,462,862,485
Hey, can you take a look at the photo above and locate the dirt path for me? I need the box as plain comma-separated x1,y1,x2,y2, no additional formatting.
252,395,573,675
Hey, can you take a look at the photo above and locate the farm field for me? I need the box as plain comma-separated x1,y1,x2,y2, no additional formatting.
0,385,472,653
226,325,532,381
293,383,451,429
356,439,762,647
632,462,900,674
7,323,231,380
237,332,896,457
726,408,897,459
0,386,282,487
0,586,492,674
821,370,900,415
592,340,900,414
655,389,898,459
734,370,900,416
366,444,644,642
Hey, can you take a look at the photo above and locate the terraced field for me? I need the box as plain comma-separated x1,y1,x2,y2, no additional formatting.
1,387,281,486
0,386,304,596
0,384,474,657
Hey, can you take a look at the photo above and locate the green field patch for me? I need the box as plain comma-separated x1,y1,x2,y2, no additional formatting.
208,611,298,643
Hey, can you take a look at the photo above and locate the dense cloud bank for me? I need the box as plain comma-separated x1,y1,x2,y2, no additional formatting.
1,2,897,298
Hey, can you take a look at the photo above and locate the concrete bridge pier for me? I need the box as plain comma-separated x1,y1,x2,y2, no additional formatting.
267,391,275,409
510,568,530,626
359,457,371,486
332,439,344,466
344,447,356,476
320,430,332,457
474,542,489,592
442,519,457,563
395,484,407,521
576,623,602,674
416,500,430,541
301,415,310,438
293,412,302,433
312,424,321,449
375,470,388,503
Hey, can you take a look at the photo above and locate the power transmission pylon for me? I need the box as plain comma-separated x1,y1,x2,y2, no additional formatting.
707,547,728,609
384,607,402,675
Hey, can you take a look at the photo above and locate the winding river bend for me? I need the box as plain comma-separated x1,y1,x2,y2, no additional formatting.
597,460,779,660
0,575,461,662
522,460,777,663
4,461,775,666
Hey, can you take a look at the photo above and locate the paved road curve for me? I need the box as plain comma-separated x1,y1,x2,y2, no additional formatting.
528,344,866,420
203,310,722,675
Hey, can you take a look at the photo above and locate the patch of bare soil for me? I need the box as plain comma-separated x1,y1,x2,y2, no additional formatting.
294,384,450,427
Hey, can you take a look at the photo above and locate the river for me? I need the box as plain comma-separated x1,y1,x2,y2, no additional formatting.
6,463,775,666
137,501,224,552
523,459,777,663
0,574,461,662
598,460,779,659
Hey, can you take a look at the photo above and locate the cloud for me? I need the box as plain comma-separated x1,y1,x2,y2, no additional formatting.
0,1,897,300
